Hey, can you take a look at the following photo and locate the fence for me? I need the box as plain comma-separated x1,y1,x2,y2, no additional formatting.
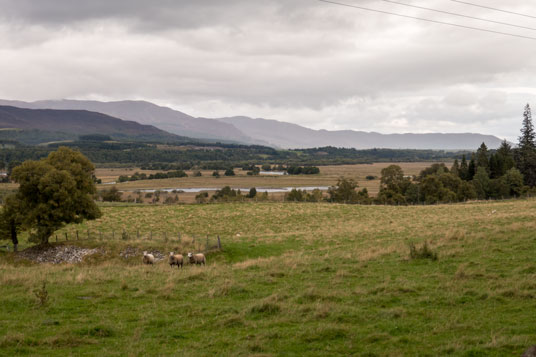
53,229,222,252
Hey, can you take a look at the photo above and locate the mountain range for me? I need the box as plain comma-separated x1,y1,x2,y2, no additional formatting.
0,99,505,150
0,105,185,143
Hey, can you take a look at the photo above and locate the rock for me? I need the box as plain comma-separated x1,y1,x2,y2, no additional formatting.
523,346,536,357
18,245,100,264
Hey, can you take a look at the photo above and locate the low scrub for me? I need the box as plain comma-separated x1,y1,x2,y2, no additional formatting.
408,241,438,261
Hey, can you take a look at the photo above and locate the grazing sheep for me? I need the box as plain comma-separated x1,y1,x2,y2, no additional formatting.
142,251,155,265
188,252,206,266
168,252,184,269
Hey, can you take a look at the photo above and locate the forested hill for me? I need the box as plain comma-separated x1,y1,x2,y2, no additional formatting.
0,105,188,143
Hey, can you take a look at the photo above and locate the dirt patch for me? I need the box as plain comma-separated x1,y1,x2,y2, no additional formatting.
18,245,100,264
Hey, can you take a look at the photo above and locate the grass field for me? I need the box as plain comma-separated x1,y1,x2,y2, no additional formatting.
1,199,535,356
95,162,434,203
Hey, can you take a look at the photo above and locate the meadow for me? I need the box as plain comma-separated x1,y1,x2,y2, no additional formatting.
96,162,433,203
1,199,536,356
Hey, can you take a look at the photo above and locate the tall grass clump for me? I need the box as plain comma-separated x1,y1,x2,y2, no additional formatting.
408,241,438,261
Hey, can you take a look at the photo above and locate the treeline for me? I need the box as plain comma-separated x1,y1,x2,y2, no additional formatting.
323,104,536,205
195,186,265,203
118,170,188,183
0,134,464,168
286,166,320,175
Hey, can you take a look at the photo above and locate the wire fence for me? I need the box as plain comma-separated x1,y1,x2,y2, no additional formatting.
52,229,222,252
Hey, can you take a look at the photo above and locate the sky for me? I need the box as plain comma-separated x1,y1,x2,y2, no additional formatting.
0,0,535,141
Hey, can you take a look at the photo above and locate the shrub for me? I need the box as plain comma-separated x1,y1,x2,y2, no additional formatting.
409,241,438,261
101,186,122,202
247,187,257,198
196,192,209,203
224,169,235,176
33,282,49,307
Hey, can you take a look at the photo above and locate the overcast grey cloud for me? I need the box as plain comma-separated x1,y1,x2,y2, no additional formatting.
0,0,535,140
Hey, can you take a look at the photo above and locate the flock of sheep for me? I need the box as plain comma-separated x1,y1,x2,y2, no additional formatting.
142,251,206,268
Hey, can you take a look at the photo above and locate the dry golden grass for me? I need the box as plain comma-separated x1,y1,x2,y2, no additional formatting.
96,162,435,197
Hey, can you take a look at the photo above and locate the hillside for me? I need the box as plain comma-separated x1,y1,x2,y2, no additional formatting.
1,200,535,355
0,99,505,150
0,99,255,144
0,105,187,143
215,116,506,150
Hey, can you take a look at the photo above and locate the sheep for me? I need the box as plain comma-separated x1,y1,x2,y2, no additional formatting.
168,252,184,269
142,251,155,265
188,252,206,266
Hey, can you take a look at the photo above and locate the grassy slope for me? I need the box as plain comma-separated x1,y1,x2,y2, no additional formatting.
1,200,536,356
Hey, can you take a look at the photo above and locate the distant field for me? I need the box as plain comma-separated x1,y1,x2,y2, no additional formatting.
95,162,435,202
1,199,535,355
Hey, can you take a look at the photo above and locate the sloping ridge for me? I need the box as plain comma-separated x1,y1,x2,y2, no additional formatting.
216,116,505,150
0,99,253,143
0,105,182,140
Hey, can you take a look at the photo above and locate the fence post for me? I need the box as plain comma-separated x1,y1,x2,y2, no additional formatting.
164,232,167,242
112,230,115,240
65,232,68,241
217,235,221,250
137,230,140,240
206,235,209,250
100,231,103,240
150,231,153,240
55,235,58,243
76,230,79,240
87,229,90,240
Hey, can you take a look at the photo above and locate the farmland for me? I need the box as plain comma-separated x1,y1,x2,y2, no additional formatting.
1,199,536,355
95,162,434,203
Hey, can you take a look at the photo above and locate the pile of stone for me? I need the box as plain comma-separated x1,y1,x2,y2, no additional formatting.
18,245,100,264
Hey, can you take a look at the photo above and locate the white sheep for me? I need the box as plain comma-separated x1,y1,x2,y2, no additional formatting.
142,251,155,265
188,252,206,266
168,252,184,269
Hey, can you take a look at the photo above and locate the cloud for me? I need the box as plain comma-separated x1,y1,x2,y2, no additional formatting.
0,0,535,140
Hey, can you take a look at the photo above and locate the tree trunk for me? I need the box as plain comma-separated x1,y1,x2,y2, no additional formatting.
36,226,53,245
10,221,18,252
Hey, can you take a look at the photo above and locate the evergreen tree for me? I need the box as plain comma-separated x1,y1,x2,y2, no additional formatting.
467,155,476,181
519,104,536,150
476,142,489,171
496,140,515,176
459,155,468,180
450,159,460,178
489,154,500,179
515,104,536,186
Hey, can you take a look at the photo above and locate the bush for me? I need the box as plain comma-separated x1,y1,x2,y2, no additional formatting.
286,166,320,175
409,241,438,261
101,186,122,202
224,169,235,176
366,175,376,180
212,171,220,178
195,192,209,203
247,187,257,198
193,170,202,177
33,282,49,307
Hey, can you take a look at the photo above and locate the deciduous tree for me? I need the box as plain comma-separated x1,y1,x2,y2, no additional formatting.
7,147,101,244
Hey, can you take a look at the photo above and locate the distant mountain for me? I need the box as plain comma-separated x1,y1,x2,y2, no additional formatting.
214,116,505,150
0,105,186,143
0,99,254,143
0,99,506,150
